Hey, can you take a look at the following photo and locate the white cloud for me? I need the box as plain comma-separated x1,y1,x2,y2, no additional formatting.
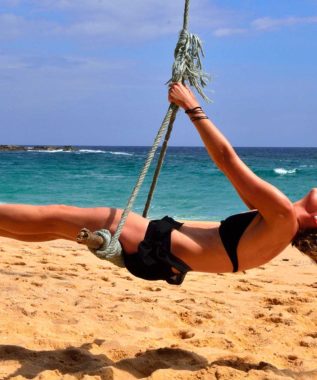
0,12,57,40
0,53,132,72
212,14,317,38
0,52,137,110
213,27,246,37
49,0,233,40
53,14,178,40
252,16,317,31
1,0,234,42
6,1,315,42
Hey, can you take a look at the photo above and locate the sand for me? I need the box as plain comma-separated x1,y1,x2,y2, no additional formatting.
0,237,316,380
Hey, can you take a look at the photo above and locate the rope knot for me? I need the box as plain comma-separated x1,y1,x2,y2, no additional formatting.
88,229,125,268
168,29,210,102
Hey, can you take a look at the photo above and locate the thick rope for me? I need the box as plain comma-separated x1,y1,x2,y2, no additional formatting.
87,229,125,267
142,107,177,217
89,0,209,262
143,19,211,217
167,30,210,101
105,103,178,255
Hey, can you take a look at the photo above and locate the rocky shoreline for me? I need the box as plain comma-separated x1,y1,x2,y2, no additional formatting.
0,145,76,152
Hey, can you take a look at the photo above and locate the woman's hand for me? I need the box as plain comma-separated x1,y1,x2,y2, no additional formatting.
168,82,200,110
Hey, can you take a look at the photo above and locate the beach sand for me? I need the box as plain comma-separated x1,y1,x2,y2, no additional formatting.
0,237,316,380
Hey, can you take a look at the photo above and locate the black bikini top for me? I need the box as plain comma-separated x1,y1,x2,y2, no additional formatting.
219,210,258,272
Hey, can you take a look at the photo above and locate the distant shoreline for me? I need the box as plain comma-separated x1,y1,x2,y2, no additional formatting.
0,145,315,151
0,145,76,152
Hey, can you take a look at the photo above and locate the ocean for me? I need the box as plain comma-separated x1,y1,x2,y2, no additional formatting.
0,147,316,221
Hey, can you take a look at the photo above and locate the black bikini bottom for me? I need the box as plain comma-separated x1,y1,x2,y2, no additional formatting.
123,216,192,285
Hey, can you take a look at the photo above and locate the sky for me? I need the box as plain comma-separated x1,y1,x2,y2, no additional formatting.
1,0,317,147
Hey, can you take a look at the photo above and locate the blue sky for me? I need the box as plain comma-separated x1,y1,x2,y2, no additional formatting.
1,0,316,147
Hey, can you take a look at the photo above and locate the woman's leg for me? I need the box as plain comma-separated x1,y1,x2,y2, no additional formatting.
0,204,149,253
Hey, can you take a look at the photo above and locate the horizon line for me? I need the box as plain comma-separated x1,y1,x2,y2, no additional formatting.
1,144,316,149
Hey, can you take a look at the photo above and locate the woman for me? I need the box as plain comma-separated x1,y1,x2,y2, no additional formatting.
0,83,316,285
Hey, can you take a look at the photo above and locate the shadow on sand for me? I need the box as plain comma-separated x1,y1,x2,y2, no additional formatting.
0,341,316,379
0,341,206,379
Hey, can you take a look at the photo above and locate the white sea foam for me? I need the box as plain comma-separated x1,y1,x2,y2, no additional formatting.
41,149,65,153
274,168,297,175
77,149,133,155
79,149,106,153
28,149,67,153
108,151,133,156
25,148,133,155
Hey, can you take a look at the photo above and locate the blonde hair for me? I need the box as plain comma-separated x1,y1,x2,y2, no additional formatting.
292,229,317,264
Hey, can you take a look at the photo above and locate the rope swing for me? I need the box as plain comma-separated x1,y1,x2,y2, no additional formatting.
77,0,210,266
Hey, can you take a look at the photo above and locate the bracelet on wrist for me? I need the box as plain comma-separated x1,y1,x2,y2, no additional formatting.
191,116,209,122
185,106,202,114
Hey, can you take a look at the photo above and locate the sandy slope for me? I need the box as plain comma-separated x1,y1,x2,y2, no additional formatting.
0,237,316,380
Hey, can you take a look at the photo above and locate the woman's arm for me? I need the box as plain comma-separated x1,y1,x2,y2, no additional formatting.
168,83,294,223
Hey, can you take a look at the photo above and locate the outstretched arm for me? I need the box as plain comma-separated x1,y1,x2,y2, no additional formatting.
168,83,295,225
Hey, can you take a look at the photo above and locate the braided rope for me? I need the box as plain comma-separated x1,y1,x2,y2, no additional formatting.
94,0,209,260
142,107,177,217
88,229,125,267
143,16,211,217
105,103,178,255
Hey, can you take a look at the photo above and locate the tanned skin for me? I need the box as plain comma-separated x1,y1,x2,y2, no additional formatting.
0,83,316,274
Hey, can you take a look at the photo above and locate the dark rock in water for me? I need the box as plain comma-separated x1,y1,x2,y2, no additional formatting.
33,145,57,151
62,146,76,152
0,145,77,152
30,145,76,151
0,145,26,151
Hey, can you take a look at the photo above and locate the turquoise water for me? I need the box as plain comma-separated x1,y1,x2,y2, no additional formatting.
0,147,316,221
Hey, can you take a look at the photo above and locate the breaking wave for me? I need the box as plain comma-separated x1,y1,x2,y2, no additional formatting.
274,168,297,175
